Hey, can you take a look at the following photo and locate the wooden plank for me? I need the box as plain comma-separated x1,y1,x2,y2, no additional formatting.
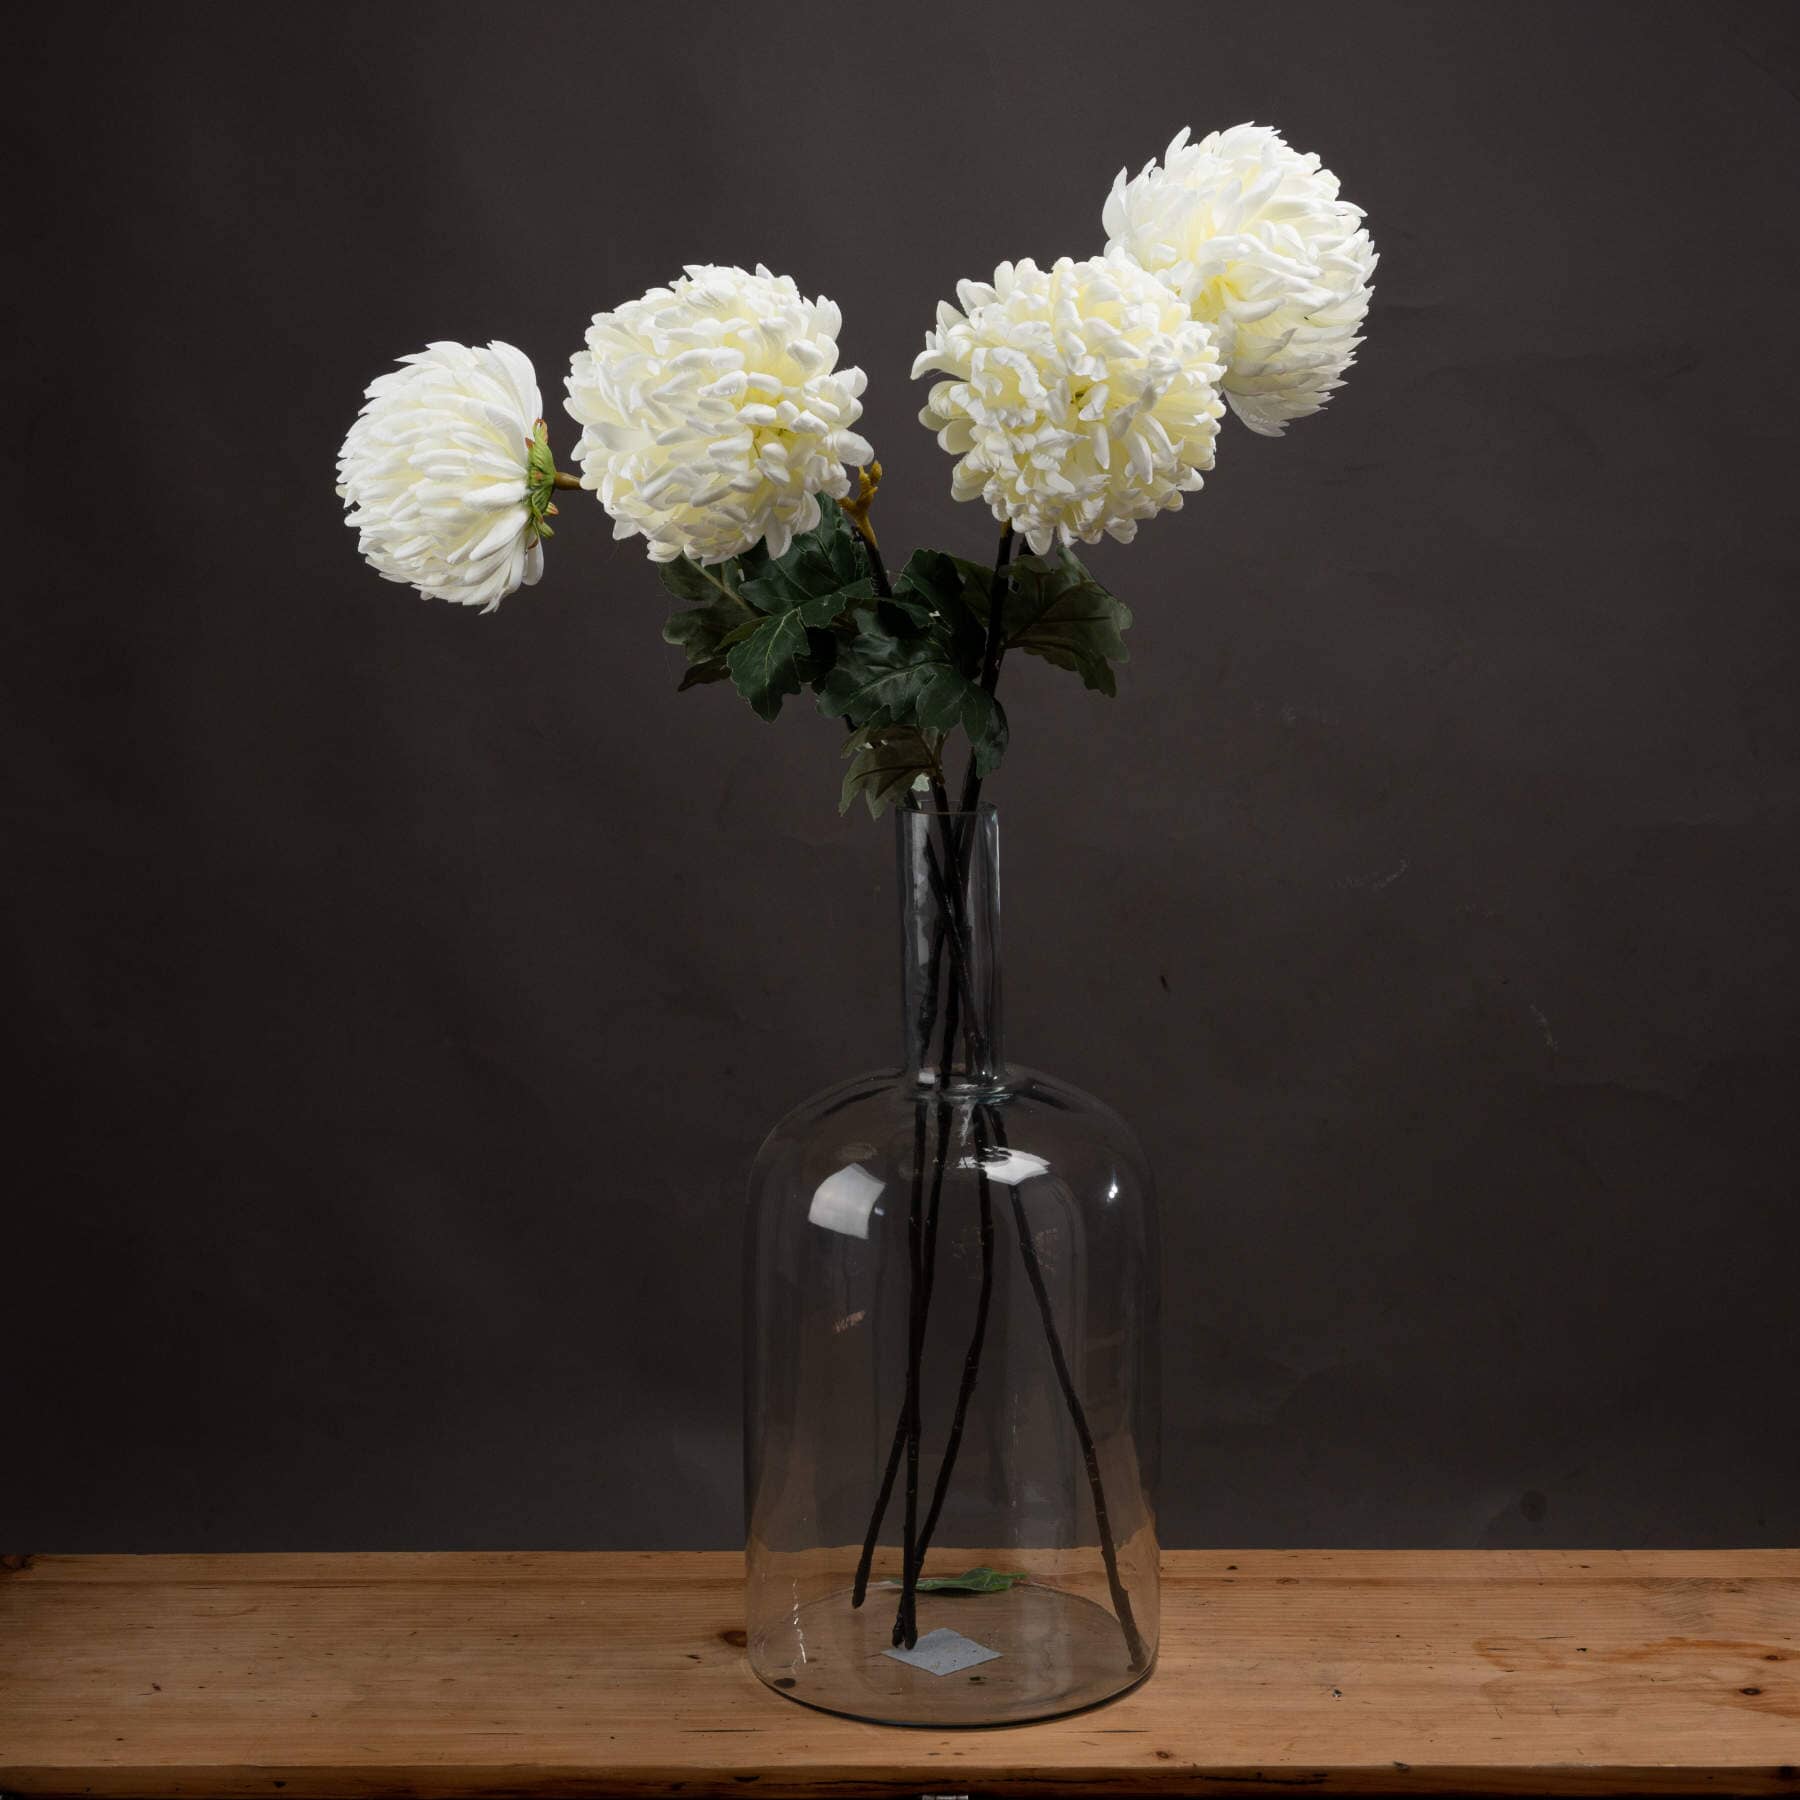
1,1549,1795,1796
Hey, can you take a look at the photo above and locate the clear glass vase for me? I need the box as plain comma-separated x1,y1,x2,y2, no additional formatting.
744,803,1160,1725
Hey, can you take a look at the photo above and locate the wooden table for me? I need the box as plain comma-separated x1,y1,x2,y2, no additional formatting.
2,1550,1795,1795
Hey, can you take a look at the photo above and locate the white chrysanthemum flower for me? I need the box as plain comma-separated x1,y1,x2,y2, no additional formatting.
1103,124,1377,437
912,255,1225,555
564,264,874,566
336,340,551,612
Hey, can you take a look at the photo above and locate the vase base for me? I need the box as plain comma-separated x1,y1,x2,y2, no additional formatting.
750,1580,1151,1726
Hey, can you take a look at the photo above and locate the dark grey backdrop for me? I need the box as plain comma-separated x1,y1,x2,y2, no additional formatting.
8,0,1798,1553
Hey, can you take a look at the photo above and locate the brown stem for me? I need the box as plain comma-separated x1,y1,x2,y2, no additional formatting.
551,469,583,490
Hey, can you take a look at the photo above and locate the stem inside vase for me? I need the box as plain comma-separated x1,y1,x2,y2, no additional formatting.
850,801,1145,1670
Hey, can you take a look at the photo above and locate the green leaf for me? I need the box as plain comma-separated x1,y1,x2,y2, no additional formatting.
663,592,757,665
993,549,1133,696
816,624,960,730
839,723,941,819
875,596,932,638
893,550,988,666
814,495,870,586
739,496,871,613
914,1566,1029,1594
657,557,740,609
715,616,766,651
914,666,974,734
676,657,731,692
661,557,763,684
963,688,1009,778
793,622,840,689
702,500,878,719
893,548,969,610
816,581,1009,778
723,616,803,721
661,504,872,707
662,501,867,720
726,594,847,720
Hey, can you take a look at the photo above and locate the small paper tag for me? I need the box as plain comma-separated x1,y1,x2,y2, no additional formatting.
883,1627,1002,1676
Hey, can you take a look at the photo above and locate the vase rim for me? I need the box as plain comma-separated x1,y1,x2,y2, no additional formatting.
896,799,998,821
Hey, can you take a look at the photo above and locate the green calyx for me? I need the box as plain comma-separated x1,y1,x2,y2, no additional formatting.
524,419,560,543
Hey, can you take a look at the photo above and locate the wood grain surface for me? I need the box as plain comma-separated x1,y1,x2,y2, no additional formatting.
2,1549,1796,1795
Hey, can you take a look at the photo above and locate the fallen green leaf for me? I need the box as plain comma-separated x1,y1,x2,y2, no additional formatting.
913,1566,1029,1594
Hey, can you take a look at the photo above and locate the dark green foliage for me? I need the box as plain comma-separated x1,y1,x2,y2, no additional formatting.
978,547,1134,696
675,657,731,691
661,498,870,719
727,595,845,721
839,722,941,818
659,500,1131,806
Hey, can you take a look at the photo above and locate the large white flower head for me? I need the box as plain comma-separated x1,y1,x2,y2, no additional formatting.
564,264,873,566
336,340,551,612
1103,124,1377,437
912,255,1225,555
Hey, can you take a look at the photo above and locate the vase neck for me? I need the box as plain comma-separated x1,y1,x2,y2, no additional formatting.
896,804,1003,1087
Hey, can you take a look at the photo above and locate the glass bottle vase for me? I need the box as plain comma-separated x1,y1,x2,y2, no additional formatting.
744,803,1160,1725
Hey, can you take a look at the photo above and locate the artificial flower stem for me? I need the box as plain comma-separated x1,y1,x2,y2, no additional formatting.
864,535,894,600
915,1161,995,1559
921,729,1146,1669
848,1094,950,1620
849,1409,907,1606
977,524,1014,692
850,805,960,1619
995,1099,1147,1670
892,1097,955,1648
851,825,997,1630
939,522,1016,1067
957,524,1015,814
846,1089,949,1618
836,799,1145,1664
890,849,964,1647
894,1101,928,1647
